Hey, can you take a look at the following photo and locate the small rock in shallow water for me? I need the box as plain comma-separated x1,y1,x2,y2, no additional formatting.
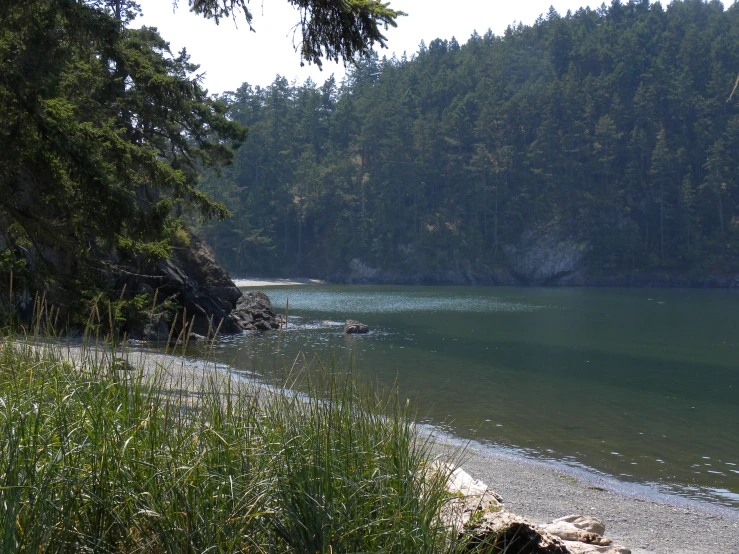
344,320,369,334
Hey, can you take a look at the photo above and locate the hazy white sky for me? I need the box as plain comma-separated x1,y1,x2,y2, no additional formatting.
135,0,604,94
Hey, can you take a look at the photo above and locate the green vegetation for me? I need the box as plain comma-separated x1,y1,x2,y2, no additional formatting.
0,0,245,318
0,0,402,325
0,331,461,553
199,0,739,279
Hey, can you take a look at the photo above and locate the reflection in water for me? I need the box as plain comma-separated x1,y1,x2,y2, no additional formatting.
200,285,739,508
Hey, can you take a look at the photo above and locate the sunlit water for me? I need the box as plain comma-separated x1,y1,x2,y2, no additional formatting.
194,285,739,509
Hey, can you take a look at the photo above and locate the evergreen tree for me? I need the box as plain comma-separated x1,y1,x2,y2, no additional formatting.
0,0,403,314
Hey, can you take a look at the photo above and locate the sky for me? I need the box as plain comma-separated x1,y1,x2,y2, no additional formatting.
135,0,604,94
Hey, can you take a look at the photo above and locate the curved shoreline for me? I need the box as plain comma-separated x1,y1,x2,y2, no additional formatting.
233,277,328,287
221,360,739,553
428,429,739,519
137,350,739,553
230,273,739,289
58,344,739,553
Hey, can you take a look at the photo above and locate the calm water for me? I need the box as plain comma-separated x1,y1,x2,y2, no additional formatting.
205,285,739,508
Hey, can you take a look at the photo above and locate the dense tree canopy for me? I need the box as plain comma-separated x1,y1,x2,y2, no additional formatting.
0,0,244,300
0,0,401,316
198,0,739,281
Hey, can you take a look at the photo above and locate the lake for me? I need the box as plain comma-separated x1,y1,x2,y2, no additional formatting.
204,285,739,509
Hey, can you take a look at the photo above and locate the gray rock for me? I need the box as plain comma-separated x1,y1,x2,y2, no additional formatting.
254,320,273,331
344,320,369,334
543,516,610,546
436,465,570,554
542,516,632,554
234,291,281,331
347,258,381,283
154,233,245,336
462,510,570,553
431,462,504,535
125,234,280,337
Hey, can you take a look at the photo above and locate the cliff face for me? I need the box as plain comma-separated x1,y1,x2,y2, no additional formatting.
127,234,281,338
341,257,519,286
3,231,281,337
149,234,249,336
503,222,589,286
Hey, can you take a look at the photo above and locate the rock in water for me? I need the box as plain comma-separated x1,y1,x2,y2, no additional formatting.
234,291,281,331
344,320,369,334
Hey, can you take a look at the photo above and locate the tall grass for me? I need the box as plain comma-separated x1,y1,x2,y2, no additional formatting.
0,330,460,553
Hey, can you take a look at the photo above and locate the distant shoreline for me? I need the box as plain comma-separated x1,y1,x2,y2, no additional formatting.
231,273,739,289
233,277,328,287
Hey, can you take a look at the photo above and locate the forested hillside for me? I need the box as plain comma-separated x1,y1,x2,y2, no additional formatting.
199,0,739,285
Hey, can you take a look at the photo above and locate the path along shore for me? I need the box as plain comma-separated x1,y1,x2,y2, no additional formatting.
61,343,739,554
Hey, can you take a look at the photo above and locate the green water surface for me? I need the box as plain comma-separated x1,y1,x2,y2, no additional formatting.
207,285,739,508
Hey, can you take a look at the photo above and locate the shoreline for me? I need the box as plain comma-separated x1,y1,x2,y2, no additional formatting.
453,443,739,554
230,274,739,289
430,430,739,518
233,277,328,287
99,346,739,554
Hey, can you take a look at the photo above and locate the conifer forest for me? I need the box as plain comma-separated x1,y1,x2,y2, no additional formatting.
198,0,739,284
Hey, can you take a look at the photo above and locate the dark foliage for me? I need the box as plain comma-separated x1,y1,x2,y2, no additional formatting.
199,0,739,279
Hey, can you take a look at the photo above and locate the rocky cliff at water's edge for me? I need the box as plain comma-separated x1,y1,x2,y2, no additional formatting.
124,234,281,339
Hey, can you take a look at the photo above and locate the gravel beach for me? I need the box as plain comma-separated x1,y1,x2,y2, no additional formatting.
65,344,739,554
437,439,739,554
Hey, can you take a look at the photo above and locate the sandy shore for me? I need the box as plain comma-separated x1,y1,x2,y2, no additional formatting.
233,277,328,287
62,344,739,554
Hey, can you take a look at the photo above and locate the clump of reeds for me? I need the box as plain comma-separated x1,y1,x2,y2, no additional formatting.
0,322,461,553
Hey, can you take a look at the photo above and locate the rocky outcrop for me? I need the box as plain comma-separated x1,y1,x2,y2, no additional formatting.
435,463,631,554
233,291,281,331
344,320,369,334
347,258,382,283
127,234,281,339
155,243,242,336
504,221,589,286
332,252,739,288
